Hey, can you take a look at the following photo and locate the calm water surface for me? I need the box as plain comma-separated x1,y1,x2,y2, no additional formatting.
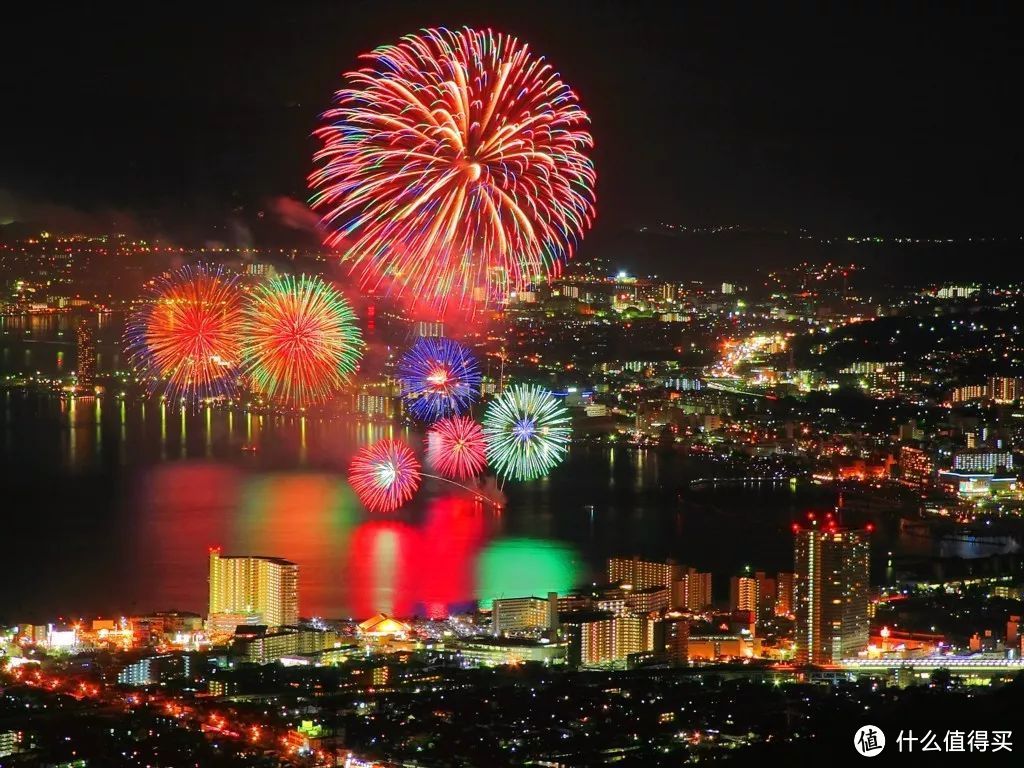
1,344,998,622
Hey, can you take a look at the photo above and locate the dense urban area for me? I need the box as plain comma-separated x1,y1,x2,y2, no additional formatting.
2,230,1024,765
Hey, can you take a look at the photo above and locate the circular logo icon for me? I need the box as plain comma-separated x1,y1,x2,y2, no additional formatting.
854,725,886,757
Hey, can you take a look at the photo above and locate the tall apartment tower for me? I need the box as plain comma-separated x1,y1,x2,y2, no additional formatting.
672,567,712,611
75,318,96,394
607,556,681,590
776,572,796,616
729,575,759,621
208,549,299,632
794,526,870,664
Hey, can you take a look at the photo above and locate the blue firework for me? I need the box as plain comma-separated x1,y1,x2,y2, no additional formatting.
397,337,481,421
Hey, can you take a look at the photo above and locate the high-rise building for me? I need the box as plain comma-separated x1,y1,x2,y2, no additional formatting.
754,571,776,623
776,572,795,616
899,446,933,488
672,568,712,611
607,556,681,590
355,390,399,419
951,383,986,403
414,320,444,338
793,525,870,664
580,615,614,665
657,615,690,664
626,585,670,614
578,614,653,666
987,376,1022,404
729,575,759,622
75,318,96,394
233,626,338,664
117,653,196,686
898,420,922,442
207,549,298,632
492,593,559,636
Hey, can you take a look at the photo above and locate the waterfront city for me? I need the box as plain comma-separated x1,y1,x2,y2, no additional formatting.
3,3,1024,766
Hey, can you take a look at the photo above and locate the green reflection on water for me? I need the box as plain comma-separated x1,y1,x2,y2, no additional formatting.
476,537,581,609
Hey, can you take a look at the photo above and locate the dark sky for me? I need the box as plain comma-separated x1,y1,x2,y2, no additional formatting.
1,1,1021,240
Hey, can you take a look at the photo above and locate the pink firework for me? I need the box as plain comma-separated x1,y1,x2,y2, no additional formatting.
426,415,487,481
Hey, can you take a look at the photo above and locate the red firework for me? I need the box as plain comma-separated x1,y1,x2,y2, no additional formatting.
348,439,422,512
426,415,487,481
124,264,243,404
310,27,596,313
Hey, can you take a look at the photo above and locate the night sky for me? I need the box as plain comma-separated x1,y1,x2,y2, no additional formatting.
1,1,1021,242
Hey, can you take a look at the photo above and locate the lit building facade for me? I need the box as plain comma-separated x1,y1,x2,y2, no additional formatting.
988,376,1021,404
0,730,18,759
208,549,298,631
672,568,712,611
729,576,759,622
952,449,1013,474
458,638,567,667
607,557,681,590
794,527,870,664
951,383,986,403
658,615,690,664
687,634,761,660
899,446,934,488
75,318,96,393
579,614,653,666
776,572,795,616
492,593,559,636
117,653,195,686
627,585,670,614
755,571,776,622
233,627,337,664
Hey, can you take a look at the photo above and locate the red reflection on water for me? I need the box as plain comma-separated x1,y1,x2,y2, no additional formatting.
235,473,356,617
346,521,420,618
134,462,243,609
135,466,497,620
418,496,487,618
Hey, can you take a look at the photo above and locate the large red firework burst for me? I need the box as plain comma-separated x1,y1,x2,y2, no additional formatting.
309,26,596,313
348,439,422,513
426,415,487,481
124,264,242,404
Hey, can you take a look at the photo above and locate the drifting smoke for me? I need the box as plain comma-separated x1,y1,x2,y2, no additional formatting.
0,188,144,238
270,196,323,235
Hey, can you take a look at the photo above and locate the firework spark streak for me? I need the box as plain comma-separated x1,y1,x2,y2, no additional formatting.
124,264,243,405
309,26,596,312
241,274,363,406
397,337,481,421
482,384,571,481
426,415,488,481
349,439,422,512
